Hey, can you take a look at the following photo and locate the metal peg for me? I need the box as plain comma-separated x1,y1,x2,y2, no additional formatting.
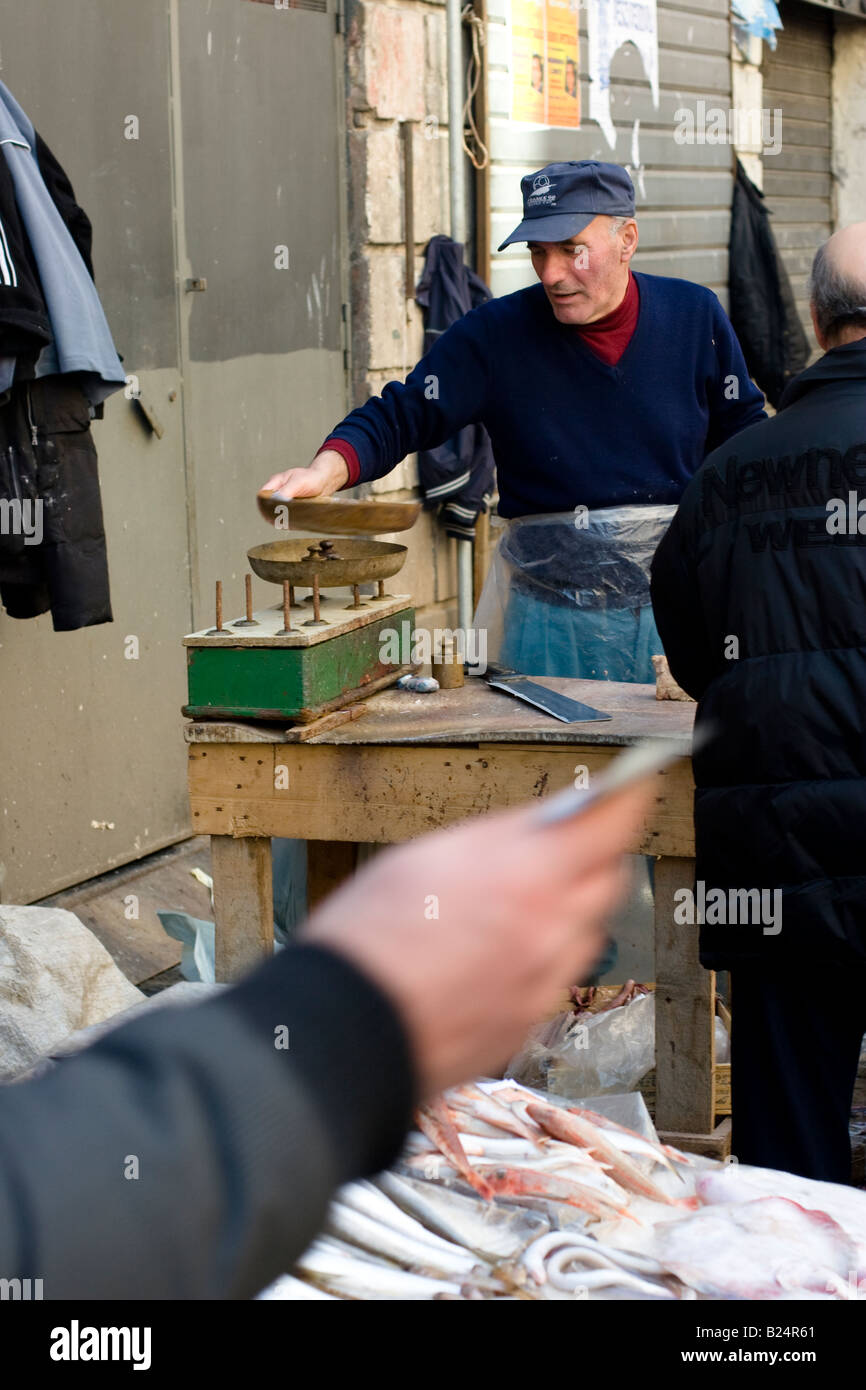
344,583,368,611
233,574,260,628
205,579,227,635
302,573,329,627
276,580,293,635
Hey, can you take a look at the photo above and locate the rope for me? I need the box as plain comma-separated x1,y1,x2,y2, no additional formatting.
461,3,489,170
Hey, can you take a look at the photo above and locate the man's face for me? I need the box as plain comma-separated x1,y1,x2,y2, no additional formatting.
528,216,634,324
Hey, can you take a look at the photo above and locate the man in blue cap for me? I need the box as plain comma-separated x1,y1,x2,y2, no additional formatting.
262,159,764,682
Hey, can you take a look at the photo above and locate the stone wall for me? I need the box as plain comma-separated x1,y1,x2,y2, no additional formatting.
344,0,459,631
832,21,866,230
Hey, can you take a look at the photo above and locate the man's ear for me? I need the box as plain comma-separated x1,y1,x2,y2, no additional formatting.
810,301,828,352
621,220,638,262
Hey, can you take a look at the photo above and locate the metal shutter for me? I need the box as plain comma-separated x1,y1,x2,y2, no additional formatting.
762,1,834,354
487,0,734,303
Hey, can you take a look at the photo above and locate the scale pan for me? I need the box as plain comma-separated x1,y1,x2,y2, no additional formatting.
257,493,421,535
247,537,408,588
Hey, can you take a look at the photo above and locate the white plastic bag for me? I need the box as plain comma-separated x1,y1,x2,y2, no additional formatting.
507,991,656,1098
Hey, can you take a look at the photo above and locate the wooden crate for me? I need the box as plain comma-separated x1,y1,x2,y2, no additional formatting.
639,1062,730,1118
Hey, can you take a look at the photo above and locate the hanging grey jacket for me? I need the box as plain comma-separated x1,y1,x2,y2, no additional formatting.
0,945,415,1299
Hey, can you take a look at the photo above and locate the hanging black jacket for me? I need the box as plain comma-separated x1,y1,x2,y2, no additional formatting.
414,235,495,539
0,125,111,630
650,338,866,970
728,158,809,408
0,129,94,356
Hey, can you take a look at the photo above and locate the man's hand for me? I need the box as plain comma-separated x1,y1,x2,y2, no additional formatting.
260,449,348,501
304,782,652,1097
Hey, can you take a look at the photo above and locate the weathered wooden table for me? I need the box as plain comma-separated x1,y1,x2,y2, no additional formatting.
185,677,730,1156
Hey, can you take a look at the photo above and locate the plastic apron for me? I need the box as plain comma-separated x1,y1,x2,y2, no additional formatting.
473,505,676,684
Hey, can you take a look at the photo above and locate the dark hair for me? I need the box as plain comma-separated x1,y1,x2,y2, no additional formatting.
808,240,866,341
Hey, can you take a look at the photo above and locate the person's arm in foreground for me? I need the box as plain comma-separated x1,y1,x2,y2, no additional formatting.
259,306,493,500
0,785,650,1301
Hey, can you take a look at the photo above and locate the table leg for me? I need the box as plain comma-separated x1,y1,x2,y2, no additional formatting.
211,835,273,982
653,854,715,1136
307,841,359,910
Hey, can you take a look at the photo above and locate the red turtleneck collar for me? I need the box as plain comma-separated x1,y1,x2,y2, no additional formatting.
572,270,639,365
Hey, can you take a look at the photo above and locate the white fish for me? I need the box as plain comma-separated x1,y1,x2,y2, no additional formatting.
256,1272,338,1300
521,1228,667,1285
404,1131,540,1162
651,1197,858,1299
697,1165,866,1272
335,1180,473,1258
378,1171,549,1263
325,1199,497,1283
295,1237,466,1300
448,1111,517,1140
446,1082,544,1143
585,1126,685,1176
546,1252,675,1299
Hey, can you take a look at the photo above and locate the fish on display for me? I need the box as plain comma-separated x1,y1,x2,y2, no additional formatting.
275,1072,866,1300
257,1272,337,1300
651,1196,859,1300
445,1082,544,1143
696,1164,866,1274
377,1171,550,1263
324,1198,503,1288
416,1097,495,1200
295,1236,471,1301
526,1102,695,1209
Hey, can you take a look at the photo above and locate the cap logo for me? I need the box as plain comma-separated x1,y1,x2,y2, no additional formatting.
528,173,556,207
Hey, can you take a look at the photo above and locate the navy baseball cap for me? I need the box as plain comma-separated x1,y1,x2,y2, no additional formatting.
497,160,636,251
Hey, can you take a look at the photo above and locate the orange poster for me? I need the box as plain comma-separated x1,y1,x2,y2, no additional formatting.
545,0,580,129
511,0,579,129
510,0,546,125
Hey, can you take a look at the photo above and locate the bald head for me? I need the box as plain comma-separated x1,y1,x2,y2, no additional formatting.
808,223,866,350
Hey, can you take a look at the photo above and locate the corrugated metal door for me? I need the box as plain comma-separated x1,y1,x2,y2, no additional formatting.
0,0,347,902
762,1,834,355
487,0,734,301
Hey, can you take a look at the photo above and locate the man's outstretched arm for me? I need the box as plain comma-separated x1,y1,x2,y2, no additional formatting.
260,305,494,499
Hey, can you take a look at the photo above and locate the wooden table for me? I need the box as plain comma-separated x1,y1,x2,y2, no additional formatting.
185,676,730,1157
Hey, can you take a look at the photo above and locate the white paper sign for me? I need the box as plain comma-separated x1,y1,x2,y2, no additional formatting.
586,0,659,149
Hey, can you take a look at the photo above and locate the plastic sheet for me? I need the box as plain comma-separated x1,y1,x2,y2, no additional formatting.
474,506,676,682
506,991,656,1098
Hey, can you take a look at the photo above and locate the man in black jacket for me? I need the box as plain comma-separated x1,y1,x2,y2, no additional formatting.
650,222,866,1182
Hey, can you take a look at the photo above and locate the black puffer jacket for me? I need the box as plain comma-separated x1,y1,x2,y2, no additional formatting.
650,338,866,969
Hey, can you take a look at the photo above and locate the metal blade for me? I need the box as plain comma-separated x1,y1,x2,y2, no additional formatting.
485,677,611,723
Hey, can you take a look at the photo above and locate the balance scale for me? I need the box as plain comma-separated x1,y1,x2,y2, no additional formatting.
183,497,421,724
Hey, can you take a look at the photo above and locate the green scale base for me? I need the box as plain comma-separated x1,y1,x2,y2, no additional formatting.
183,596,416,722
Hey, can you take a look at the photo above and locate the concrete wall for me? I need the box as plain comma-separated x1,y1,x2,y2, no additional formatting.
344,0,460,632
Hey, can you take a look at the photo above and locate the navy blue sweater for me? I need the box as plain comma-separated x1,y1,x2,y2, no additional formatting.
329,273,766,517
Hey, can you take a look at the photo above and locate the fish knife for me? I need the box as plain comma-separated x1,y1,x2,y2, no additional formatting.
476,664,611,723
